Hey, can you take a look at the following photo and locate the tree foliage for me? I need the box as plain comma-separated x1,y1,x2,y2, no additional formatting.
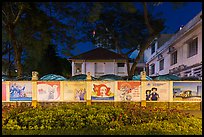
23,44,71,78
2,2,85,78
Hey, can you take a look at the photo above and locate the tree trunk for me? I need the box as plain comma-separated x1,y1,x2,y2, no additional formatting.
128,2,160,79
129,32,158,78
7,25,23,79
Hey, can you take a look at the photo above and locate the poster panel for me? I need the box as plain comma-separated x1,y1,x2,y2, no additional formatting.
173,81,202,101
37,81,60,101
2,83,6,101
9,81,32,101
91,81,115,101
145,81,169,102
64,82,87,101
117,81,141,101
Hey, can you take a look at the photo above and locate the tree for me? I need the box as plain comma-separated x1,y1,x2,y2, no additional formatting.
82,2,186,79
81,2,165,78
2,2,26,78
24,44,71,78
2,2,84,79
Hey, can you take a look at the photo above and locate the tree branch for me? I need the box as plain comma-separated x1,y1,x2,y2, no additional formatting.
2,9,8,21
143,2,154,34
9,2,16,18
13,4,24,26
2,19,6,26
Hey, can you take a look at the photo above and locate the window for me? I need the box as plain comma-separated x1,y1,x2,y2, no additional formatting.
75,63,82,73
188,37,198,58
171,51,177,65
159,59,164,71
117,63,125,73
150,64,155,75
117,63,125,67
151,42,156,54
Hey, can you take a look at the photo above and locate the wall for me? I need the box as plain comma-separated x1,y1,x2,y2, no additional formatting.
2,80,201,101
169,24,202,70
72,60,128,77
147,13,202,77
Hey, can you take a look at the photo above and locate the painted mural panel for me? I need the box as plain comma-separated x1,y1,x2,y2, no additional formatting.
64,82,87,101
2,83,6,101
9,81,32,101
173,82,202,101
37,82,60,101
91,81,115,100
145,81,169,102
117,82,141,101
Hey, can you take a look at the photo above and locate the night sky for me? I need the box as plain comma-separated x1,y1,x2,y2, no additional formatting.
68,2,202,58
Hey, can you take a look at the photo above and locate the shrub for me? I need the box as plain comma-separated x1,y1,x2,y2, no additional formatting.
2,103,202,135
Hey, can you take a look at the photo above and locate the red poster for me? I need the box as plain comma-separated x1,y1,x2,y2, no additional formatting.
2,83,6,101
117,82,141,101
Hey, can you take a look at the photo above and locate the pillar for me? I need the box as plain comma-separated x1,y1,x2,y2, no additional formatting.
86,72,92,105
82,62,86,74
72,62,75,76
32,81,37,108
140,70,146,107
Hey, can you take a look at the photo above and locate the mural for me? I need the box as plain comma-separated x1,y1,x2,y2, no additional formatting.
145,81,169,102
91,82,114,100
173,82,202,101
117,82,141,101
9,82,32,101
37,82,60,101
2,83,6,101
64,82,87,101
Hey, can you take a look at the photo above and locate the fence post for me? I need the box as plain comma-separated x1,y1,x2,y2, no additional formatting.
31,71,38,108
140,71,146,107
86,72,92,105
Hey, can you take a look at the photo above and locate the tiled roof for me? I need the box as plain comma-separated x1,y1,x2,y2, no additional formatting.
69,47,127,60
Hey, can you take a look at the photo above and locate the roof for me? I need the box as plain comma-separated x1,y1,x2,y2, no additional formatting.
69,47,127,60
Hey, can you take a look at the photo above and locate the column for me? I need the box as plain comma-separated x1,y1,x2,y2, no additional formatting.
72,61,75,76
82,62,86,74
32,81,37,108
140,71,146,107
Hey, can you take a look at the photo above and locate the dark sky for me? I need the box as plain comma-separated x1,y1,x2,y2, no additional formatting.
65,2,202,58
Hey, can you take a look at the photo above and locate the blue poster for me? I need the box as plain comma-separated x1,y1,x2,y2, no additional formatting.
10,82,32,101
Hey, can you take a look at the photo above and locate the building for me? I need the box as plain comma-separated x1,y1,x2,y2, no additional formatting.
69,47,129,77
129,34,173,74
69,47,147,78
146,11,202,79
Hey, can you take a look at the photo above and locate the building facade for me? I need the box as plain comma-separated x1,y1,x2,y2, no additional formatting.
69,47,129,77
146,11,202,79
69,47,147,78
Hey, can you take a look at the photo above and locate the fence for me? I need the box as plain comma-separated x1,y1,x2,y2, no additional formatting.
2,80,202,108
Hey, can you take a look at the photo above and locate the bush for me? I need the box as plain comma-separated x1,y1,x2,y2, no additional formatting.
2,103,202,135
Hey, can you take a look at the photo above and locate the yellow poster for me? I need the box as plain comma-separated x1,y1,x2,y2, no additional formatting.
63,82,87,101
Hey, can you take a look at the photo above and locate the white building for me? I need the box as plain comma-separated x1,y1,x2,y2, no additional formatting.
69,47,147,78
146,11,202,79
69,47,129,77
